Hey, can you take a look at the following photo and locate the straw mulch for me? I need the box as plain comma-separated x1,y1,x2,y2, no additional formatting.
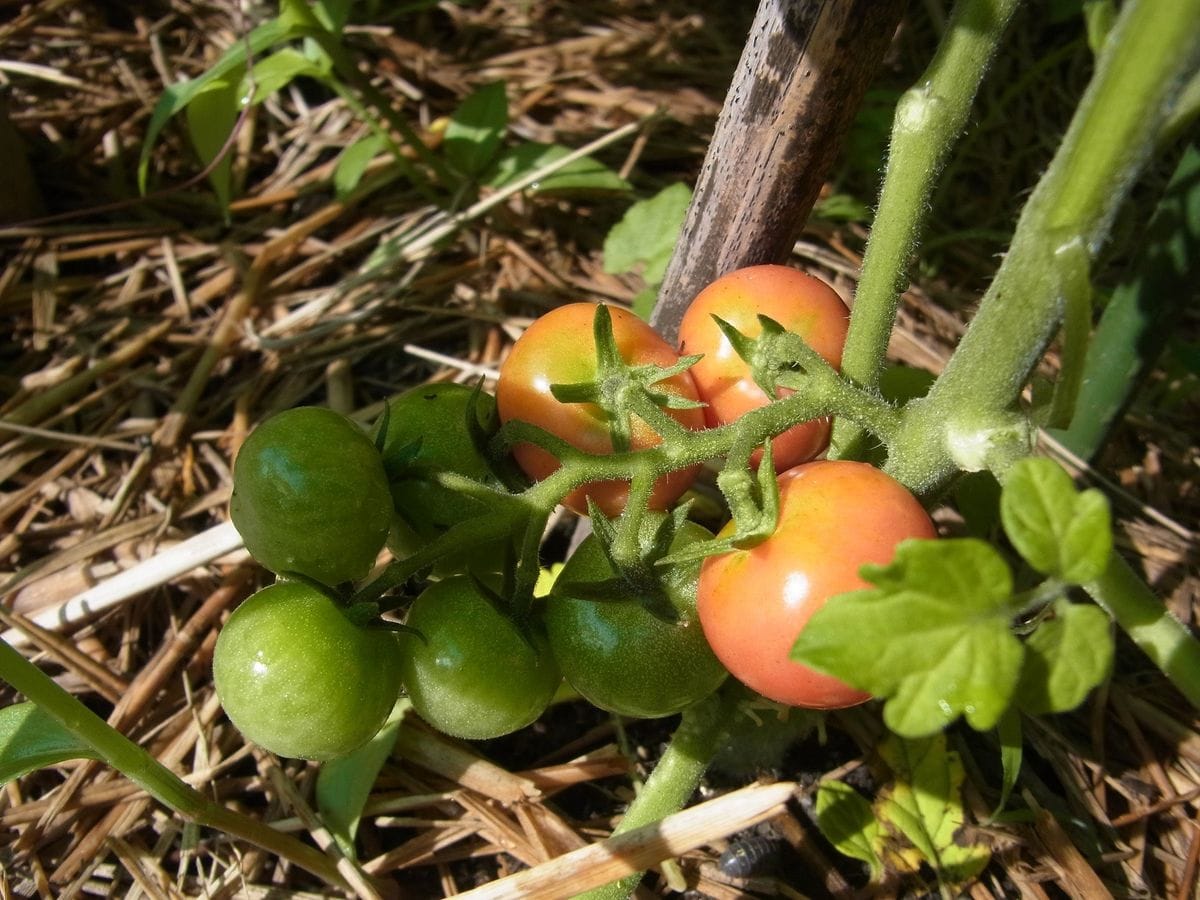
1,1,1197,897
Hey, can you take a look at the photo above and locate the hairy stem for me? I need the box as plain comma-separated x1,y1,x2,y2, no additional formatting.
885,0,1200,495
832,0,1021,461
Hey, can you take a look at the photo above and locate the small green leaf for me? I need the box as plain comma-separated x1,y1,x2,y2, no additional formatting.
137,14,300,192
334,134,387,199
1016,600,1113,715
316,703,405,858
242,47,329,106
812,192,871,223
876,733,991,885
603,183,692,286
185,77,240,213
0,702,102,785
1000,457,1113,583
814,780,883,879
994,707,1022,817
792,539,1025,736
444,82,508,177
487,143,630,194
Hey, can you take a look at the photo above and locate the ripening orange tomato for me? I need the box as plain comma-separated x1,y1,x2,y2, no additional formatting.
496,303,705,517
697,460,935,708
679,265,849,470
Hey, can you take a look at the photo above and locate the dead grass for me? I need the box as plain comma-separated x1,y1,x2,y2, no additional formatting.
0,1,1197,897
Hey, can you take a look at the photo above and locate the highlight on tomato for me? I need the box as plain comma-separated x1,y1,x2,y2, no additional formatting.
696,460,936,709
678,265,850,471
496,302,705,517
213,581,403,761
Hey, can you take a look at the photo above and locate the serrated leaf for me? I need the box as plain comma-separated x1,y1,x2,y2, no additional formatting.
0,702,102,785
603,183,692,286
444,82,508,177
876,733,991,885
316,703,405,858
1000,457,1113,583
814,780,883,879
185,77,239,212
792,539,1024,736
1016,600,1113,715
487,143,631,194
334,134,387,199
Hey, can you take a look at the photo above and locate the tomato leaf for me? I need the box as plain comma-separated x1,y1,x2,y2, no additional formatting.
487,142,630,194
444,82,508,178
603,183,692,290
875,733,991,885
791,538,1025,736
814,780,884,880
0,702,102,785
316,703,405,858
1015,599,1113,715
1000,457,1112,584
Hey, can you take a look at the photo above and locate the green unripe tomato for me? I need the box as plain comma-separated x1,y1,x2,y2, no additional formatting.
399,577,561,740
230,406,392,586
213,581,403,760
380,383,509,575
544,519,728,718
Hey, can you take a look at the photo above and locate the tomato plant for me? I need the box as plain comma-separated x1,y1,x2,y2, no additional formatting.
212,581,402,761
230,406,393,587
399,577,561,740
543,519,727,719
496,302,705,517
678,265,849,470
697,460,936,708
379,382,510,574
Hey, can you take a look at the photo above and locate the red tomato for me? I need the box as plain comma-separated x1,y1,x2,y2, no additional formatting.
497,303,705,517
697,460,935,708
678,265,849,471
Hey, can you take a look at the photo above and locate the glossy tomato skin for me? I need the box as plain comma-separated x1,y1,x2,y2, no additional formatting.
380,383,508,575
400,577,561,740
496,303,705,517
230,407,392,586
678,265,849,471
543,520,728,718
697,460,935,708
213,581,403,760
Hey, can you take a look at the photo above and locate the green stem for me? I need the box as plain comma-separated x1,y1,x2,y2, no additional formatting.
1085,554,1200,709
884,0,1200,495
576,686,742,900
0,639,349,889
832,0,1022,461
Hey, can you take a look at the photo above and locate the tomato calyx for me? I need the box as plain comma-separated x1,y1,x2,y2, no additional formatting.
554,504,691,623
547,304,704,452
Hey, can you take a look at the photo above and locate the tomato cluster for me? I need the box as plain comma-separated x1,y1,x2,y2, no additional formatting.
215,265,935,761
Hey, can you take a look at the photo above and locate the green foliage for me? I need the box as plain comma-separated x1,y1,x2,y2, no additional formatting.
488,143,631,194
185,77,239,213
1015,599,1113,714
815,733,989,887
603,183,693,319
315,705,405,857
334,134,388,199
793,539,1024,736
814,779,883,878
0,702,101,785
1000,457,1112,584
444,82,508,177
